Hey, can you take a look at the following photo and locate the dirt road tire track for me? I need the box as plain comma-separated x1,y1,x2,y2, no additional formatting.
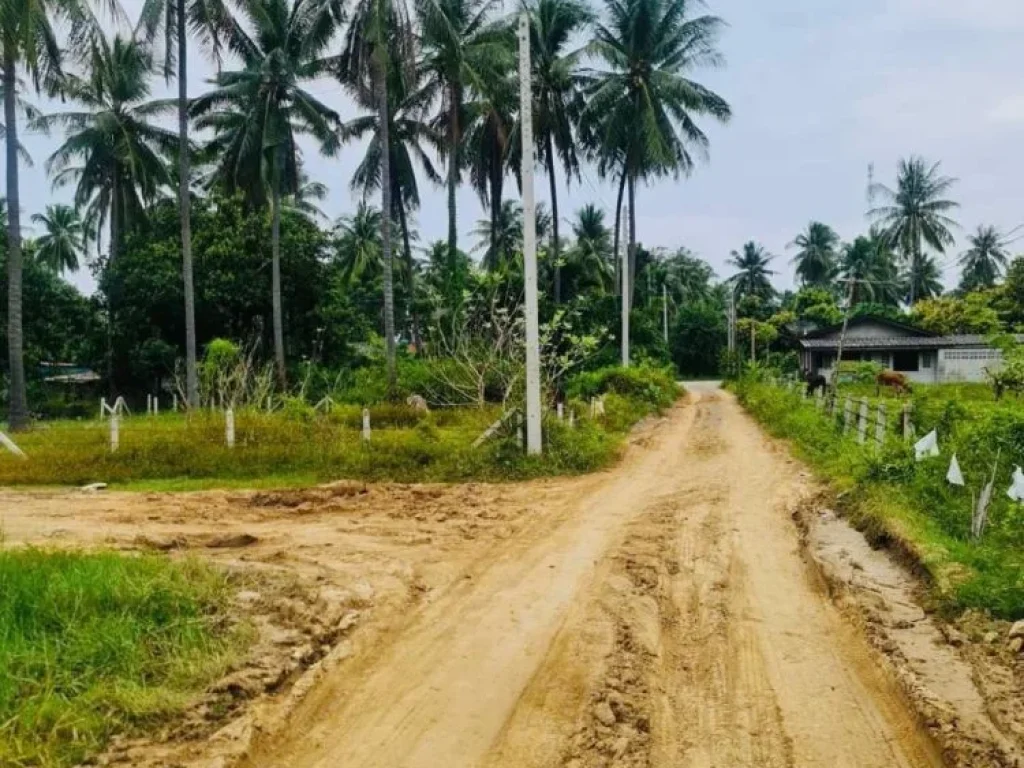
244,387,948,768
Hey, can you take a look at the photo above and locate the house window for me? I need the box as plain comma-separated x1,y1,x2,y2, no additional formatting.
893,351,920,372
922,353,932,369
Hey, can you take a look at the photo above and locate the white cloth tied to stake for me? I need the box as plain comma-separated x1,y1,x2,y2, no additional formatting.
946,453,965,486
1006,466,1024,502
914,430,940,461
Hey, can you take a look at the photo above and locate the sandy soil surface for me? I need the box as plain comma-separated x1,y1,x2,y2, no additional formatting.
1,386,1021,767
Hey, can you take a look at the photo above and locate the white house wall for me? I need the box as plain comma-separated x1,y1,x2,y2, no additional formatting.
937,348,1003,383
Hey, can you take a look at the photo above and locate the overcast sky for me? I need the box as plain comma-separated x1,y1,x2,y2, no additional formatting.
9,0,1024,296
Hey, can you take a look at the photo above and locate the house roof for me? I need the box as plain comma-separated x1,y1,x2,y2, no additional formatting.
800,335,1004,351
801,315,936,340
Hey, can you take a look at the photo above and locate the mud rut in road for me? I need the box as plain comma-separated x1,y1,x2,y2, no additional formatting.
4,387,1020,767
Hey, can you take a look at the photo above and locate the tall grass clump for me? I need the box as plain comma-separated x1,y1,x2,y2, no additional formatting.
733,374,1024,619
0,550,243,767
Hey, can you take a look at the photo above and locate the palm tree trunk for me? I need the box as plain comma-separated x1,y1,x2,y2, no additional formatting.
446,85,459,290
271,183,286,389
377,61,397,396
396,186,420,353
612,170,625,298
489,147,502,265
3,55,28,431
178,0,199,410
545,135,560,304
908,243,918,306
627,171,637,312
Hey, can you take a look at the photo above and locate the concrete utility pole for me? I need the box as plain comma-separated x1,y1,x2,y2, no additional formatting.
662,283,669,344
621,202,630,368
518,13,542,455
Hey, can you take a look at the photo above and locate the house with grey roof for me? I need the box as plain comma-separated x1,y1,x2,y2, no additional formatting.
798,316,1006,384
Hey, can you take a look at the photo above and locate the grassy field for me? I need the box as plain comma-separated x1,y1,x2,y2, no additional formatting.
0,367,681,488
0,550,244,767
736,376,1024,619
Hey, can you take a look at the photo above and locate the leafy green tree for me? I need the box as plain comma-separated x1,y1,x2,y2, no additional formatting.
193,0,341,388
39,36,176,261
789,221,839,288
995,256,1024,329
958,225,1013,293
911,292,1001,335
529,0,592,303
31,204,85,274
869,156,959,304
584,0,731,308
0,0,103,428
418,0,512,286
787,286,841,327
670,300,725,376
137,0,236,410
728,241,775,302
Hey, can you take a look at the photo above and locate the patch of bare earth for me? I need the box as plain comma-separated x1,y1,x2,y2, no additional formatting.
1,389,1021,768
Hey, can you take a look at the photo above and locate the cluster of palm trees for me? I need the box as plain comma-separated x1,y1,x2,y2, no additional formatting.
728,156,1019,307
2,0,731,429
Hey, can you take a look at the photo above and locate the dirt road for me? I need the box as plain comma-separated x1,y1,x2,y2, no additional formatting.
239,385,944,768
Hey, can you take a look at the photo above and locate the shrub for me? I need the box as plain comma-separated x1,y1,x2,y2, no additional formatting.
567,365,679,410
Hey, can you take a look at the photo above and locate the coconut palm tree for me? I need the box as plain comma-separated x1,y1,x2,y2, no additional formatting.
285,172,330,222
839,232,901,306
346,62,441,349
472,199,522,271
789,221,839,288
958,225,1013,292
564,203,612,295
727,241,775,302
39,36,176,261
529,0,592,303
869,156,959,304
339,0,415,394
336,202,383,283
417,0,514,278
136,0,236,410
192,0,341,388
1,0,105,429
902,254,943,304
31,204,85,274
584,0,731,310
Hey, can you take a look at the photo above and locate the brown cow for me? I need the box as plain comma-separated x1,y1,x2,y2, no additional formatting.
876,370,912,397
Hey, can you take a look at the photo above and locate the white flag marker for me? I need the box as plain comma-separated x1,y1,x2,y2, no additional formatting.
1006,466,1024,502
946,453,965,486
914,429,940,461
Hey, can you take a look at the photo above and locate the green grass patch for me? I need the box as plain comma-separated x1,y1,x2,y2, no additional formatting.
0,549,244,767
734,376,1024,619
0,367,681,488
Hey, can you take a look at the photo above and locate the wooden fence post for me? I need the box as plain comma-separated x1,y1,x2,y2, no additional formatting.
110,416,120,453
857,399,869,445
226,409,235,449
843,397,853,435
902,402,914,441
875,402,887,448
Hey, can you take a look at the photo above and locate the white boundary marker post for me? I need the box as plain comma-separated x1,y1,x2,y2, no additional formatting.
226,409,235,448
557,402,564,421
362,408,371,442
857,399,869,445
153,396,159,416
110,416,120,453
0,431,27,459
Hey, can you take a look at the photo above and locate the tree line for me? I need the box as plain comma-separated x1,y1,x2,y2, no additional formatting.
1,0,732,428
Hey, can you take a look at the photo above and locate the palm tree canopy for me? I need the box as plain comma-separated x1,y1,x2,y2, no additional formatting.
564,204,612,294
839,232,901,306
335,202,383,283
36,35,177,247
958,224,1013,292
582,0,732,183
31,203,85,273
869,156,960,259
728,241,775,301
789,221,839,287
529,0,592,179
473,199,522,271
903,253,943,304
191,0,341,208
